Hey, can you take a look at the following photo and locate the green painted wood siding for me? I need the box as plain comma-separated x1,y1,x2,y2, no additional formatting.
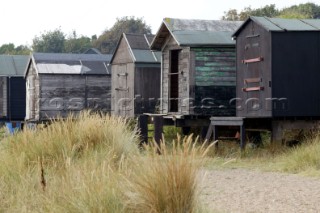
194,48,236,87
193,48,236,116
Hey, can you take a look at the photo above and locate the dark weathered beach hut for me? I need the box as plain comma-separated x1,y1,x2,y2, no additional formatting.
150,18,242,118
0,55,29,121
232,16,320,118
110,33,161,118
25,53,112,122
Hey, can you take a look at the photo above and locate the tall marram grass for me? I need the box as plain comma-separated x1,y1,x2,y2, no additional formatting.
123,135,213,213
0,112,210,212
0,111,139,212
276,134,320,175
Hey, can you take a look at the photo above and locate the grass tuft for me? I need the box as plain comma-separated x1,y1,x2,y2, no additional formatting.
123,134,213,213
276,134,320,175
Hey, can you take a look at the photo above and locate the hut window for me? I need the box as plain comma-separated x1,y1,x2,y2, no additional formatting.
169,50,180,112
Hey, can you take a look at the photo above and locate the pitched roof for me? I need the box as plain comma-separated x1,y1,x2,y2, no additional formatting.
83,48,102,54
110,33,161,64
0,55,29,77
232,16,320,37
28,53,112,76
150,18,243,50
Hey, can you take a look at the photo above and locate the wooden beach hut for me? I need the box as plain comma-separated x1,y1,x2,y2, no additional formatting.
0,55,29,121
110,33,161,117
25,53,112,122
150,18,242,119
207,17,320,146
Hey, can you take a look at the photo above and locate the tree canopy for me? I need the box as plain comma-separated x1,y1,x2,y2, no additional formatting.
93,16,152,54
222,3,320,21
32,28,94,53
32,28,66,53
64,31,93,53
0,43,31,55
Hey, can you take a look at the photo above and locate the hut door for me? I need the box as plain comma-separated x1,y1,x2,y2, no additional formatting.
116,65,130,116
0,77,7,118
169,50,180,112
243,34,263,113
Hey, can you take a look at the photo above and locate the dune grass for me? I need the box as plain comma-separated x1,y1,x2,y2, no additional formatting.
204,130,320,178
0,112,210,212
122,135,213,213
0,112,139,212
274,134,320,176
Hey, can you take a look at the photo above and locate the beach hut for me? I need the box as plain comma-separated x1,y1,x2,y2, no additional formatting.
110,33,161,117
25,53,112,122
232,16,320,118
0,55,29,121
150,18,242,120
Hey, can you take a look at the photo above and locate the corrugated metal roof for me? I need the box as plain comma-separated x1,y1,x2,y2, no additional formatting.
124,33,160,63
173,31,236,46
153,51,161,62
302,19,320,29
125,33,153,50
32,53,111,75
33,53,111,62
250,17,283,31
164,18,242,32
131,50,158,63
150,18,242,50
233,17,320,37
0,55,29,76
37,64,88,74
267,17,319,31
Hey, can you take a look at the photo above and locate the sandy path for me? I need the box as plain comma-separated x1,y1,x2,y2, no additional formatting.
199,169,320,213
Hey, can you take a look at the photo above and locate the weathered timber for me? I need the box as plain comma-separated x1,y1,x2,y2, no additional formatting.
111,33,161,118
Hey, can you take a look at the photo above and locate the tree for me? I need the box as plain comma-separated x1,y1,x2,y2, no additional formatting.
222,9,240,21
279,3,320,19
64,30,93,53
94,16,152,54
32,28,65,53
223,4,279,21
222,3,320,21
0,43,31,55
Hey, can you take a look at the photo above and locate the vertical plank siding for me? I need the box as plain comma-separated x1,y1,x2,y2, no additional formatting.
26,63,40,121
161,35,190,114
0,77,7,118
236,21,272,118
9,77,26,120
134,66,161,115
192,47,236,116
111,63,135,118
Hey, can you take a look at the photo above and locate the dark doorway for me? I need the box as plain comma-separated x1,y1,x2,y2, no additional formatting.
169,50,180,112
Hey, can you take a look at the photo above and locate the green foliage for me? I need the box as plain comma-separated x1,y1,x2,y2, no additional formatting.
279,3,320,19
93,16,152,54
222,3,320,21
64,30,93,53
32,29,95,53
0,43,31,55
32,28,66,53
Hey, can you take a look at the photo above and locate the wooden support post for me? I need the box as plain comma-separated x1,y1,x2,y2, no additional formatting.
201,126,208,140
240,125,246,150
213,126,218,148
153,116,163,146
138,114,148,145
205,124,213,141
